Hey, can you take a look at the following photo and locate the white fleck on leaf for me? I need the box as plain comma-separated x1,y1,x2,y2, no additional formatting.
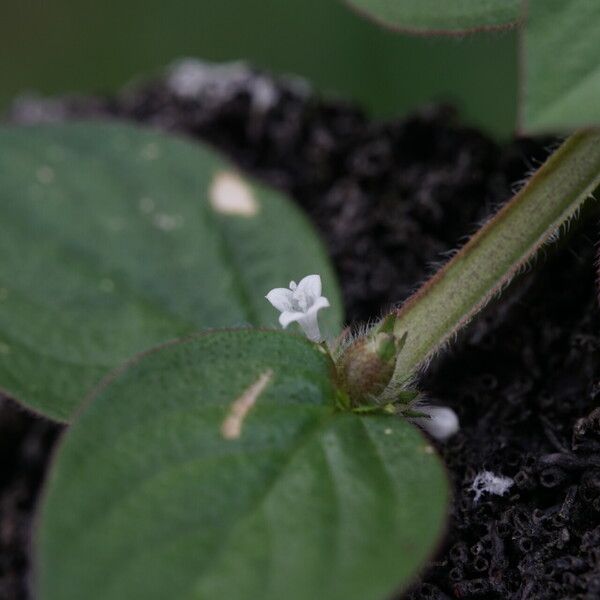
153,213,183,232
36,165,55,185
221,370,273,440
210,171,259,217
99,279,115,293
141,143,160,160
138,197,155,214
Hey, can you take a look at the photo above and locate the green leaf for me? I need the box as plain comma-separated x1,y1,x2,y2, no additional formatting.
37,330,448,600
0,122,342,421
521,0,600,132
343,0,521,34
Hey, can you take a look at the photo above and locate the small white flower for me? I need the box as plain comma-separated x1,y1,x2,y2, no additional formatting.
265,274,330,342
412,404,460,441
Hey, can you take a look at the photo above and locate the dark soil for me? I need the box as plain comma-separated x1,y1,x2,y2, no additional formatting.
3,61,599,600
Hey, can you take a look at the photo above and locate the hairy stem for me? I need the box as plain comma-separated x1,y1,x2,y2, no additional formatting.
391,129,600,382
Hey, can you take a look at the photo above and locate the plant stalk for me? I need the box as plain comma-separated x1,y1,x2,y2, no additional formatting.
391,129,600,382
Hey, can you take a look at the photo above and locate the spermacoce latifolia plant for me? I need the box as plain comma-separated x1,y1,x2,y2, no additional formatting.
266,274,459,440
262,129,600,454
2,3,600,594
12,125,596,600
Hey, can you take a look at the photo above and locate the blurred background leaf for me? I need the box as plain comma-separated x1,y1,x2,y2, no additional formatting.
0,122,342,421
341,0,521,33
521,0,600,133
1,0,517,138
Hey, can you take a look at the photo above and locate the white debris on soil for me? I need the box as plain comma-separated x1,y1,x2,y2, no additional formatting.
167,59,310,113
7,95,68,124
412,405,460,441
167,59,276,111
470,471,514,503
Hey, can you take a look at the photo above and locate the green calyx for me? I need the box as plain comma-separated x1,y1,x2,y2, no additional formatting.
337,315,407,406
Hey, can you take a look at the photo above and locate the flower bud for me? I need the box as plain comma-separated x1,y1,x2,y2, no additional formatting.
337,316,406,406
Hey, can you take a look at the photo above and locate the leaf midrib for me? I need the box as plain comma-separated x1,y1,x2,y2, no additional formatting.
78,409,338,599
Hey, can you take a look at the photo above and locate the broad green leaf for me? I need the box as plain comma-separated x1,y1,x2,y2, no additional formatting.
522,0,600,132
37,330,448,600
343,0,521,33
0,123,342,421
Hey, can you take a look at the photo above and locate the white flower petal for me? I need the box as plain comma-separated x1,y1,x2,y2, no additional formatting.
296,312,322,342
279,310,304,328
413,406,459,441
305,295,330,315
265,288,294,312
297,274,322,300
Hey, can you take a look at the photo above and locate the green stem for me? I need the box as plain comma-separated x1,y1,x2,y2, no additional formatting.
391,129,600,382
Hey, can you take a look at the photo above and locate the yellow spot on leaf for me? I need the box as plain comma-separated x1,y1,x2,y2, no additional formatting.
221,369,273,440
209,171,259,217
